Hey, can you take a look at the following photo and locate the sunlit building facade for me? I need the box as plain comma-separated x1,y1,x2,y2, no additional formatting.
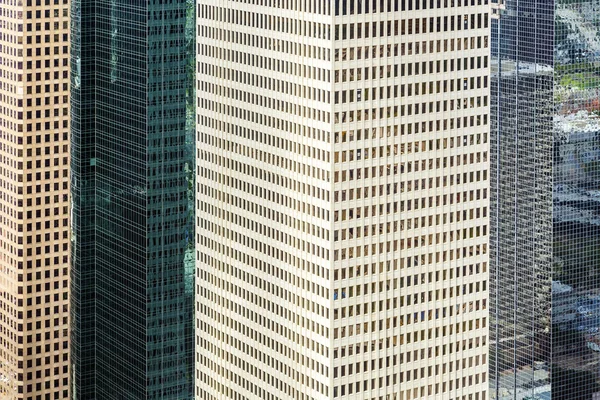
197,0,490,399
490,0,600,399
0,0,71,398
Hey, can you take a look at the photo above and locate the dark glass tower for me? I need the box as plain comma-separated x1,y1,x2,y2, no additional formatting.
491,0,600,399
70,0,195,398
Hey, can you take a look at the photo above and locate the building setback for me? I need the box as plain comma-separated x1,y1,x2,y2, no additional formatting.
69,0,195,398
0,0,70,398
196,0,490,399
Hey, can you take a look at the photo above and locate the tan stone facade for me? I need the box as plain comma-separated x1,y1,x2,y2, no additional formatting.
0,1,70,398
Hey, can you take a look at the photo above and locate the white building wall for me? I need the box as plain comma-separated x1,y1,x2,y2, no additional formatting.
196,1,333,399
196,1,489,399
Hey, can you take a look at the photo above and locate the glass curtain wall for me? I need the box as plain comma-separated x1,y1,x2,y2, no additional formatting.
70,0,195,398
491,0,600,399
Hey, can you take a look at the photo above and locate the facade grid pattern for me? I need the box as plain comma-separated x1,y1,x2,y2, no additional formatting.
69,0,195,398
490,0,600,399
196,0,490,399
0,0,71,398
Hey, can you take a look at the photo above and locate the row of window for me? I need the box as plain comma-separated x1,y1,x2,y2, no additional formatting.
200,187,329,241
336,0,488,16
335,14,488,41
201,17,330,44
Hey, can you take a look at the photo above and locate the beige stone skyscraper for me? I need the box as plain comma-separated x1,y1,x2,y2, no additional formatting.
0,1,70,398
197,1,489,399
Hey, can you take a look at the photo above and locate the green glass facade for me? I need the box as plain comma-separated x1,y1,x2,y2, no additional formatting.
70,0,195,398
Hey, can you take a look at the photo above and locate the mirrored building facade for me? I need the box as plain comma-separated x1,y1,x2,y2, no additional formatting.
491,0,600,398
69,0,195,398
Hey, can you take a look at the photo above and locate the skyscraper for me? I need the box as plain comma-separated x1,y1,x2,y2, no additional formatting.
490,0,600,399
69,0,195,398
197,1,490,399
0,0,70,398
